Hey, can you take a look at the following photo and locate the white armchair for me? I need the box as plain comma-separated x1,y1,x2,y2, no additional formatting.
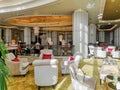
32,59,58,90
39,49,54,59
69,63,96,90
61,52,82,75
5,53,29,76
88,45,95,56
111,50,120,59
106,46,116,55
94,48,107,58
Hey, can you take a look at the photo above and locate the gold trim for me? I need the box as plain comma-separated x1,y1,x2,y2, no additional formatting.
6,15,72,27
0,25,18,29
98,24,117,31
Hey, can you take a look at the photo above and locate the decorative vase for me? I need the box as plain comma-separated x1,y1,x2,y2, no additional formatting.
113,74,118,84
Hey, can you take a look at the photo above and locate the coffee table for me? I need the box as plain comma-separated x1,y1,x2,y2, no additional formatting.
99,59,119,84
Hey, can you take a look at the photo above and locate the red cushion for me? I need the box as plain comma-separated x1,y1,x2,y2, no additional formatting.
69,56,74,61
12,57,19,62
42,54,51,59
108,48,113,52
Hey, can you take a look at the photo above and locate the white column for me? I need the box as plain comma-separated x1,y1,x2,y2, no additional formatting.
114,27,120,46
89,24,96,44
0,28,2,40
114,29,117,46
119,27,120,46
116,28,119,46
99,31,105,42
65,32,68,43
73,9,88,58
52,31,57,45
5,28,11,43
24,27,31,44
110,32,113,44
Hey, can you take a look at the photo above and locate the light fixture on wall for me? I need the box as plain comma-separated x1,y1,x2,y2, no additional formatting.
86,0,95,9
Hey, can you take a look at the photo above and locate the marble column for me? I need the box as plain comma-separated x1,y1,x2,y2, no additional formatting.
5,28,11,43
119,27,120,46
52,31,57,45
24,27,31,45
110,31,113,45
99,31,105,42
89,24,96,44
114,27,120,46
73,9,88,58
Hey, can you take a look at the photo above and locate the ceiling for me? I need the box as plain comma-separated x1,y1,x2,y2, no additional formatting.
0,0,119,30
0,0,100,25
103,0,120,20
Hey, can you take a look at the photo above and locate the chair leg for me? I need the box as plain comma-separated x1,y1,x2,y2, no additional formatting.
38,86,40,90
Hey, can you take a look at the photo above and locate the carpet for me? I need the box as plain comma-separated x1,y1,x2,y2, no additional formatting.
7,56,119,90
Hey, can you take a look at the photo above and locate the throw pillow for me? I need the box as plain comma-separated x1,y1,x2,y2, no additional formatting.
108,48,113,52
12,57,20,62
42,54,51,59
69,56,74,61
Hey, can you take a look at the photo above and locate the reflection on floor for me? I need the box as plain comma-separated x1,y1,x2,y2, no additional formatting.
7,56,120,90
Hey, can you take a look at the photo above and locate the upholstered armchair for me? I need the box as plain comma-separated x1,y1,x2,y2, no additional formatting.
39,49,54,59
5,53,29,76
69,63,96,90
61,52,82,75
106,46,116,55
111,50,120,59
94,48,107,58
88,45,95,56
32,59,58,90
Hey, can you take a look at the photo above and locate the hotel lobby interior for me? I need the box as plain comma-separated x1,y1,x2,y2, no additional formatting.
0,0,120,90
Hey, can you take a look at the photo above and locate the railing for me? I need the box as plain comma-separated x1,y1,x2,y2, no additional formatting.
18,44,74,56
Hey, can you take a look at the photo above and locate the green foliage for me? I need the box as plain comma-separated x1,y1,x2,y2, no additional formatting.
0,40,13,90
0,40,8,60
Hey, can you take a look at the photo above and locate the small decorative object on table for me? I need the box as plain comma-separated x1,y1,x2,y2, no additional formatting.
113,74,118,84
116,82,120,89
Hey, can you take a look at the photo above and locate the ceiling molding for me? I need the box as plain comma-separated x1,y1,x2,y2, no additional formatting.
98,0,106,19
0,25,18,29
42,26,72,31
97,24,117,31
0,0,58,13
99,19,120,23
6,15,72,27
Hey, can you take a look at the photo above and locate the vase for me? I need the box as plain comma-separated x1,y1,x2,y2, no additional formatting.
113,74,118,84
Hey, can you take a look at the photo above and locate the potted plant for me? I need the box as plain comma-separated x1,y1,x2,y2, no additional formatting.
0,40,13,90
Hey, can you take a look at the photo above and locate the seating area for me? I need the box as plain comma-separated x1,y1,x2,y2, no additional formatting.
0,0,119,90
88,45,120,59
5,48,120,90
5,53,30,76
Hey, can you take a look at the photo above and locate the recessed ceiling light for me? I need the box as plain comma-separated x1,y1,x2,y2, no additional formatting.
116,10,118,12
86,2,95,9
